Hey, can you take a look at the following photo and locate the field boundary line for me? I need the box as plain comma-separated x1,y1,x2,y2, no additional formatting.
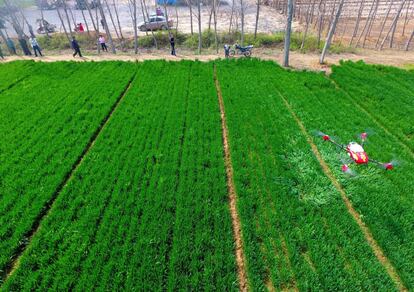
0,76,28,95
213,65,248,292
327,76,414,159
0,72,137,285
276,90,407,292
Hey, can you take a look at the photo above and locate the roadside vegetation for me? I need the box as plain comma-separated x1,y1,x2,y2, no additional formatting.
31,31,355,55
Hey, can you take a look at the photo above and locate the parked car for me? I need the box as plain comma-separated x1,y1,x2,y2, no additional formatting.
138,16,173,32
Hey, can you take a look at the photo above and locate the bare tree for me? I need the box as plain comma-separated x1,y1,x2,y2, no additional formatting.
240,0,246,45
283,0,293,67
61,0,74,35
98,0,116,53
405,28,414,50
254,0,260,39
301,0,316,49
402,0,411,36
379,0,406,50
375,0,393,48
197,0,202,54
113,0,125,44
349,0,365,46
185,0,194,35
85,0,98,31
229,0,235,33
103,0,120,40
141,0,158,49
128,0,138,53
320,0,345,64
355,0,377,47
56,6,72,44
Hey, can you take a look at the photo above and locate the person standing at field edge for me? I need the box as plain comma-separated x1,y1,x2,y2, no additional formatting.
30,37,43,57
99,35,108,52
170,36,176,56
71,36,83,58
6,38,16,55
0,42,4,59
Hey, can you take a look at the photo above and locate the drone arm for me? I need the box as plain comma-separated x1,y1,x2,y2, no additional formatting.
369,157,394,170
328,138,346,150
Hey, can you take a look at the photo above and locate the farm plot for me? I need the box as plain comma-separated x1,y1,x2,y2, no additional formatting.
215,60,397,291
0,61,136,279
331,61,414,150
3,61,238,291
265,63,414,289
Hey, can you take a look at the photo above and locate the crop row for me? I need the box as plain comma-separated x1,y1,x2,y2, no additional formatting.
331,61,414,150
0,61,33,93
3,61,238,290
0,61,136,278
215,59,398,291
266,61,414,289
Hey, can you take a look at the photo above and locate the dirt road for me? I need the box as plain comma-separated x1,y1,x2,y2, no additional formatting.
2,48,414,72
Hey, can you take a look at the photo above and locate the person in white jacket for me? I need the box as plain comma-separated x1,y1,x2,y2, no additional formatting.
30,37,43,57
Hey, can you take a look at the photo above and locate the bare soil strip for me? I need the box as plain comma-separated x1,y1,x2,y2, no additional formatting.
1,73,137,285
276,91,408,292
213,65,249,292
328,77,414,159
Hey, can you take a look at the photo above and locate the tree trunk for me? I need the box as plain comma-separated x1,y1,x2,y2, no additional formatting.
85,0,98,31
379,0,406,50
142,0,158,49
349,0,365,46
405,29,414,50
254,0,260,39
81,8,91,36
0,29,13,54
113,0,125,41
188,0,194,35
375,0,393,48
62,0,74,35
103,0,120,39
56,7,72,45
364,0,379,47
356,0,377,47
96,2,101,53
197,0,202,54
283,0,293,67
229,0,235,33
317,0,326,47
240,0,245,45
320,0,345,64
130,0,138,54
402,0,411,36
301,0,315,49
213,0,219,52
40,2,50,38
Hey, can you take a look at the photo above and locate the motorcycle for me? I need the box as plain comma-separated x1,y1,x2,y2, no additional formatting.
36,19,56,34
230,44,253,57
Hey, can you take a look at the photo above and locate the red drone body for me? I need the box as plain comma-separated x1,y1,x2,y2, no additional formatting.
320,132,395,174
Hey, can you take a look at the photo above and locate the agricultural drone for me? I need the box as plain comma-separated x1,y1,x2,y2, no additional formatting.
318,131,397,175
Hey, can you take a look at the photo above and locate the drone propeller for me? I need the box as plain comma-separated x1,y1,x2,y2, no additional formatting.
381,159,399,170
312,130,331,141
341,164,357,176
357,129,375,144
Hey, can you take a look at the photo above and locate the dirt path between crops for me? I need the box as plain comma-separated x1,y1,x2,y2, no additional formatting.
1,73,137,285
213,65,248,292
2,48,414,72
276,91,408,292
